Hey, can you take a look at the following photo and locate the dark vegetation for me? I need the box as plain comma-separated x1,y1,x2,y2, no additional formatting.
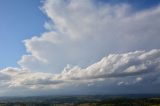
0,95,160,106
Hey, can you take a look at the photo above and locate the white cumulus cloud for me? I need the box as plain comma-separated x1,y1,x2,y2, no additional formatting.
0,49,160,94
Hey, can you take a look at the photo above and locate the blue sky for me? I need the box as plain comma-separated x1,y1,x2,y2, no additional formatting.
0,0,48,68
0,0,160,96
97,0,160,9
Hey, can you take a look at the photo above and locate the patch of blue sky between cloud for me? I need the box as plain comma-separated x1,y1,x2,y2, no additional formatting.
95,0,160,10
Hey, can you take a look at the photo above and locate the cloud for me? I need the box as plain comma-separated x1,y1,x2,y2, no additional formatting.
1,0,160,95
18,0,160,73
58,49,160,81
0,49,160,94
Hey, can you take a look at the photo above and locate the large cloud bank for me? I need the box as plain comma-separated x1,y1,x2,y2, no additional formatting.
0,49,160,95
0,0,160,95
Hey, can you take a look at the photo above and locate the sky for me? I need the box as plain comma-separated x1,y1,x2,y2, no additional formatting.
0,0,48,68
0,0,160,96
